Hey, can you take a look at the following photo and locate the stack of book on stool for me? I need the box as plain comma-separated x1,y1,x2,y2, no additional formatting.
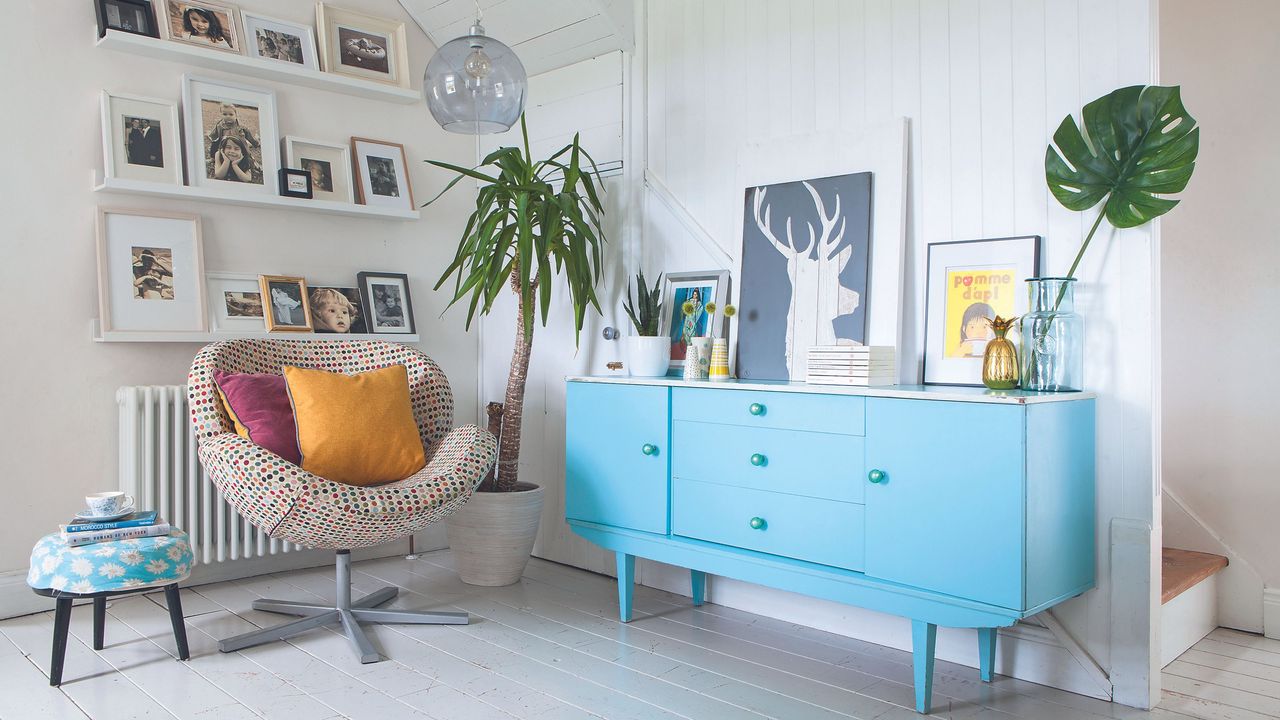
805,345,897,386
60,510,170,547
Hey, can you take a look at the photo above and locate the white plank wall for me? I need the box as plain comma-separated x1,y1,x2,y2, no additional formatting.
476,0,1161,708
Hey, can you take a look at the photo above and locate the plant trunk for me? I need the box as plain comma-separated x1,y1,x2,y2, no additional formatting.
495,303,533,492
477,402,504,492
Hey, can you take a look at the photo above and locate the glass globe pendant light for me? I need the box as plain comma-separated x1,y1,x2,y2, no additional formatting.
423,7,527,134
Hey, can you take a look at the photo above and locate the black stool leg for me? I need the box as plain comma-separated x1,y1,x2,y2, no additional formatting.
164,585,190,660
92,597,106,651
50,597,72,686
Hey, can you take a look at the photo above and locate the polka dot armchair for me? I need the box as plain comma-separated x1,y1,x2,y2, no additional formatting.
188,339,497,551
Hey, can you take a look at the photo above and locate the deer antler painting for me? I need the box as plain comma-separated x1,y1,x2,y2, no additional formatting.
737,172,873,381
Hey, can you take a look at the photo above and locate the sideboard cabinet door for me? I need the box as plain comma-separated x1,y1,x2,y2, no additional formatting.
565,383,670,534
864,398,1026,609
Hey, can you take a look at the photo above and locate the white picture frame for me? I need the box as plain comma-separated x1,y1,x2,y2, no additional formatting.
351,137,413,210
316,3,410,88
284,136,355,204
922,235,1041,386
731,119,908,382
159,0,244,54
100,91,182,185
241,11,318,69
206,271,269,333
96,208,207,334
655,270,731,373
181,74,280,196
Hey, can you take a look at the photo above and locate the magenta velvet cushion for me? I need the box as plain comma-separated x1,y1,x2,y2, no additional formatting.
213,370,302,465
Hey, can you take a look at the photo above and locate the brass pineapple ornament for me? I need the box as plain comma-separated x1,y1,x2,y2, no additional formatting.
982,316,1020,390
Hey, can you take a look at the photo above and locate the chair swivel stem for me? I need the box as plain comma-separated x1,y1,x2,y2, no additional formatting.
336,550,352,611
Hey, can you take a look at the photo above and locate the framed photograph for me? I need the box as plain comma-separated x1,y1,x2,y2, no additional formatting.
97,0,159,38
242,11,318,69
309,286,367,334
731,123,908,382
278,168,312,198
656,270,731,372
284,136,354,203
259,275,312,332
96,208,207,334
351,137,413,210
316,4,410,88
923,235,1041,386
100,91,182,185
357,272,415,335
182,74,280,195
159,0,243,53
206,271,267,332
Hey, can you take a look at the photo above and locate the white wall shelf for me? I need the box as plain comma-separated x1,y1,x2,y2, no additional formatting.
96,30,422,105
94,176,421,221
91,321,418,344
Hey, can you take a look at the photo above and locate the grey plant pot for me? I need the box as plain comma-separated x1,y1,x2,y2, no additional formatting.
445,482,544,586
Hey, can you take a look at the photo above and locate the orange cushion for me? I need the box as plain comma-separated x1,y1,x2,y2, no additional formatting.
283,364,426,486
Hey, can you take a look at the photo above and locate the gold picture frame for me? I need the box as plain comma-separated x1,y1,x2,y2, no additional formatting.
258,274,313,332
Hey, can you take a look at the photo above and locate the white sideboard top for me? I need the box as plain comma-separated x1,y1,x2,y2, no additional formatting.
565,375,1096,405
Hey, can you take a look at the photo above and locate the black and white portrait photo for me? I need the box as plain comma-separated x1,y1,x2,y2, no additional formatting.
371,284,404,327
201,99,263,184
124,116,163,167
256,28,304,63
301,158,333,192
357,272,415,335
338,27,390,74
258,275,311,331
132,246,174,300
366,156,399,197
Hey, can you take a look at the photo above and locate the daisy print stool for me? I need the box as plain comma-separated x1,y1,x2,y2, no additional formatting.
27,529,194,685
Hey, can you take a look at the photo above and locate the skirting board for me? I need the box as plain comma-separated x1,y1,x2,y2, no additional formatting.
637,558,1112,701
1263,587,1280,640
0,526,446,621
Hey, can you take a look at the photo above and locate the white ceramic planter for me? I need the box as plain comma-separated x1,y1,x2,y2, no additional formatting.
445,483,544,586
624,335,669,377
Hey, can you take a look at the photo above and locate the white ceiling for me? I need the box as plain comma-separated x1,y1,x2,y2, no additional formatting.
398,0,634,76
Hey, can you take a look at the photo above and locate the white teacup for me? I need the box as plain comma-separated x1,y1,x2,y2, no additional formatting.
85,492,133,516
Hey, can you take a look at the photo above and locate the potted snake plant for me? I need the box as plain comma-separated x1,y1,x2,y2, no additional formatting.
424,115,607,586
622,270,668,377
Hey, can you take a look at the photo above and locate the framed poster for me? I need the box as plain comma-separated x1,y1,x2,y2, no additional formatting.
100,91,182,185
923,235,1041,386
96,208,207,334
181,74,280,196
655,270,731,372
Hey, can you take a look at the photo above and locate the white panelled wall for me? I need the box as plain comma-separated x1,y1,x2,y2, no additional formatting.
476,0,1162,708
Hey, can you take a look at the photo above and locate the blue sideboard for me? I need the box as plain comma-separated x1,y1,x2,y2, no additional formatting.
564,376,1096,714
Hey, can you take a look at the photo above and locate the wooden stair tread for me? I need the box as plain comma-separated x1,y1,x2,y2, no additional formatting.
1162,547,1228,604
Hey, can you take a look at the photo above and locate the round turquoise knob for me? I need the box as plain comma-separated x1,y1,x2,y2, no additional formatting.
750,453,767,467
868,469,886,484
642,443,658,456
749,517,766,530
748,402,766,416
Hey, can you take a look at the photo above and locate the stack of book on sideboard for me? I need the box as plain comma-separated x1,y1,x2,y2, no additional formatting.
805,345,897,386
60,511,169,547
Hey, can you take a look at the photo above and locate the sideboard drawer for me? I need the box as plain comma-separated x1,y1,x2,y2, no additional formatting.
673,478,865,571
673,387,865,435
673,421,865,503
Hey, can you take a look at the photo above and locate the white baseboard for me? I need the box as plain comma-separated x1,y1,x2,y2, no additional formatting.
1263,587,1280,640
0,528,447,621
636,558,1112,701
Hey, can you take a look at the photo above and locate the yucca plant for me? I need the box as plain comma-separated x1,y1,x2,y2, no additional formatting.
622,270,662,336
425,115,606,492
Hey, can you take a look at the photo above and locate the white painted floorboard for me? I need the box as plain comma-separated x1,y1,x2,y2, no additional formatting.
0,549,1265,719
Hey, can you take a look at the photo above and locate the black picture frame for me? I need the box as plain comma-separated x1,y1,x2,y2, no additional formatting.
278,168,313,199
921,235,1042,387
96,0,159,39
357,271,416,335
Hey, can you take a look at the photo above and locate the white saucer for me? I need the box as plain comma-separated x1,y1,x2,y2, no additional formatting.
74,505,136,522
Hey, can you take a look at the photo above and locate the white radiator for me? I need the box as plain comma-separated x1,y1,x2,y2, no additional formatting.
117,385,299,564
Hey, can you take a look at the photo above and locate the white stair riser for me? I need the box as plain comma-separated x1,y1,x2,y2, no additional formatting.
1161,573,1219,667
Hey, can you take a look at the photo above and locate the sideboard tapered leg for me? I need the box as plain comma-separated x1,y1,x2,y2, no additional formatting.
912,619,937,714
690,570,706,606
616,553,635,622
978,627,997,682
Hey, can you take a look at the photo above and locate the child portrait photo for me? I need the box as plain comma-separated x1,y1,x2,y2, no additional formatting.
202,100,262,184
255,28,304,64
366,156,399,197
309,286,366,334
301,158,333,192
164,1,240,53
357,271,414,334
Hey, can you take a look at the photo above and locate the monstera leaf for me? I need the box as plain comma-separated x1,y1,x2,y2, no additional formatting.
1046,85,1199,230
